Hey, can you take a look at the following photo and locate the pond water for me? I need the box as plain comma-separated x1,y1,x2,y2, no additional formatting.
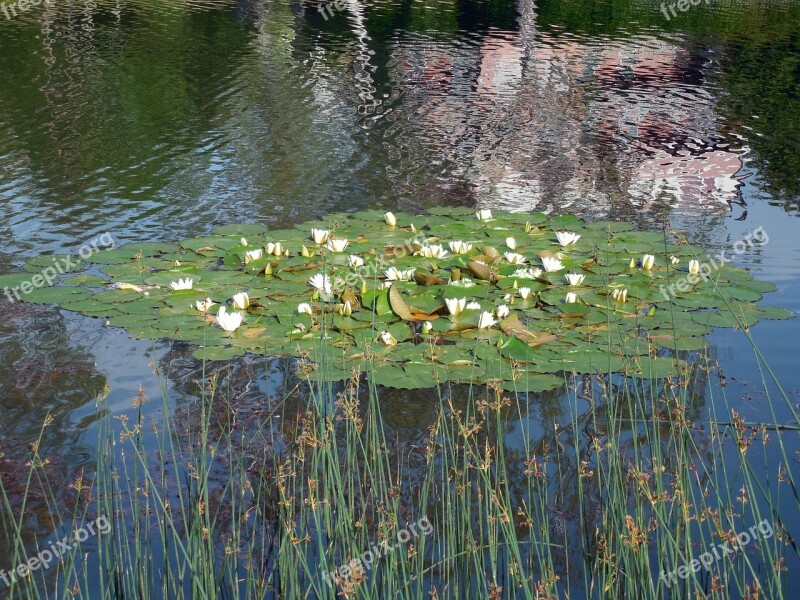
0,0,799,596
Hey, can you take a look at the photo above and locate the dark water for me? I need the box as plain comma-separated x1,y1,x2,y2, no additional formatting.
1,0,799,594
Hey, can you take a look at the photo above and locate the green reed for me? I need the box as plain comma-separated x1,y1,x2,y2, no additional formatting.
0,289,795,600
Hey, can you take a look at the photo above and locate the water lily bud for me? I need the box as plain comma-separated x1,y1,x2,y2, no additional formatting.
232,292,250,310
506,237,517,250
475,209,493,221
688,259,700,275
240,237,248,246
301,245,311,257
496,304,510,319
264,263,273,276
641,254,655,270
422,321,433,333
297,303,312,315
670,256,680,266
629,258,636,269
338,301,352,316
384,212,397,227
565,291,579,304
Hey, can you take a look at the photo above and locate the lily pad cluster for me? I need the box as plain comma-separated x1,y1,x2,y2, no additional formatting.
8,208,792,391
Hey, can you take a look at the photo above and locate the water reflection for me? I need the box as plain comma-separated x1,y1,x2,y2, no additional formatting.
0,0,797,264
0,302,105,565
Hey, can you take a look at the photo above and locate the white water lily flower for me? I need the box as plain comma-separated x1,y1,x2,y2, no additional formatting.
379,331,397,346
448,277,475,288
670,256,680,266
642,254,655,270
326,237,348,253
418,244,448,259
688,259,700,275
170,278,194,291
348,255,365,268
519,287,533,300
477,311,497,330
512,267,542,279
384,212,397,227
309,273,332,295
311,228,330,244
465,301,481,311
448,240,473,254
475,209,493,221
504,252,528,265
384,267,402,281
506,237,517,250
541,256,564,272
384,267,415,281
422,321,433,333
556,231,581,247
338,301,352,316
445,297,467,316
232,292,249,310
611,288,628,303
244,249,263,264
216,306,243,332
297,302,313,315
195,298,215,313
496,304,510,319
565,273,585,286
565,291,579,304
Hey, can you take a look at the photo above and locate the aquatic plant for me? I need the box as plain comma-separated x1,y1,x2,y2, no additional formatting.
11,208,790,391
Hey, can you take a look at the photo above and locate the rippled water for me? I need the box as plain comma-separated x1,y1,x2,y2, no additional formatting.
0,0,799,592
